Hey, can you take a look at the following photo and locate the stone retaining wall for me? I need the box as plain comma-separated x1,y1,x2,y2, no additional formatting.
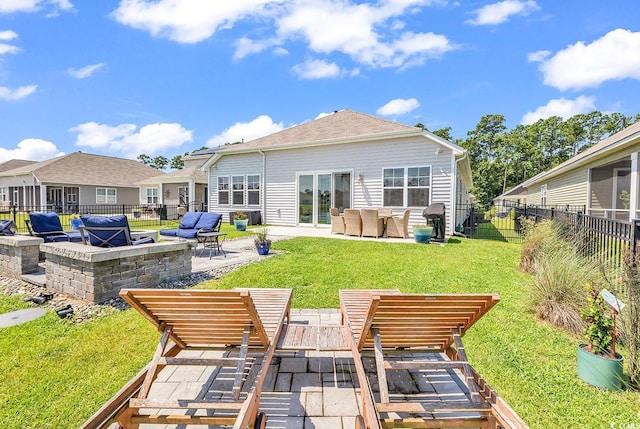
40,241,193,303
0,235,43,278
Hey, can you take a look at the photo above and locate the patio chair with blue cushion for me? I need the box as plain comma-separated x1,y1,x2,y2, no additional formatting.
25,212,84,243
79,215,154,247
0,220,16,236
159,211,222,239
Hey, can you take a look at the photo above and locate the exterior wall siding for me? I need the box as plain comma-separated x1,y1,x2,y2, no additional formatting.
207,136,460,232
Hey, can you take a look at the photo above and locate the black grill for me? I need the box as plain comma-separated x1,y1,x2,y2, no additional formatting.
423,203,445,241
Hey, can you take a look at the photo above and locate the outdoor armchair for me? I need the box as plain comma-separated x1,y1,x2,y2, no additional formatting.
343,209,362,236
160,211,222,239
386,209,410,238
330,207,345,234
0,220,16,236
25,212,84,243
79,215,154,247
360,208,384,238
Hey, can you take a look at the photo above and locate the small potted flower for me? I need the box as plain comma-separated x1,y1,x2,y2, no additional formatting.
254,227,271,255
69,213,83,230
233,210,248,231
577,286,624,390
412,224,434,243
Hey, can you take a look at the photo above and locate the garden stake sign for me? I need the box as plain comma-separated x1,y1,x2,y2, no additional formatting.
600,289,625,359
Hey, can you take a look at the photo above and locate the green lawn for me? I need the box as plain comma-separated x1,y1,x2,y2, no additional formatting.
1,237,638,428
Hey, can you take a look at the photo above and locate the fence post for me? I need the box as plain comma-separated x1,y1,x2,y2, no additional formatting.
470,206,475,239
631,219,640,265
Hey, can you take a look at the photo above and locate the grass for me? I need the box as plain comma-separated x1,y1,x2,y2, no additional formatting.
1,237,639,428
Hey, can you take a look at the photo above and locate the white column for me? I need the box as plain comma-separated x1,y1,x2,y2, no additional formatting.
189,180,196,210
40,185,47,211
630,152,639,222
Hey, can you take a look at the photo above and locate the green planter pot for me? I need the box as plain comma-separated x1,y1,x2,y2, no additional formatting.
234,219,248,231
413,227,433,244
577,344,624,390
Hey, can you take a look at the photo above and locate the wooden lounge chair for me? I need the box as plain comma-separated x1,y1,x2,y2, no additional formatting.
340,290,529,429
82,288,292,429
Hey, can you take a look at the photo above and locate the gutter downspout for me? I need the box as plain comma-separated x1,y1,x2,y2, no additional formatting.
453,151,469,236
259,149,266,224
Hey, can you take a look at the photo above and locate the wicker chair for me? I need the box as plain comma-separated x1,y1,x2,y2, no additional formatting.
330,208,345,234
361,208,384,238
343,209,362,237
378,207,392,217
386,209,410,238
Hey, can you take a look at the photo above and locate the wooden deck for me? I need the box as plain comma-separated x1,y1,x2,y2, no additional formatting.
278,324,351,351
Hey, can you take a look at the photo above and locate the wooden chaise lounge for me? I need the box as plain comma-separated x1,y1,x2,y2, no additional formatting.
339,289,529,429
81,288,292,429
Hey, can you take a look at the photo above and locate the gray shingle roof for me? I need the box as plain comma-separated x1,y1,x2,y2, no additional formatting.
219,109,420,152
0,159,36,173
0,152,164,187
139,165,207,184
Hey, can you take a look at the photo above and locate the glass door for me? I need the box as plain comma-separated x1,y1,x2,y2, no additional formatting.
298,172,352,225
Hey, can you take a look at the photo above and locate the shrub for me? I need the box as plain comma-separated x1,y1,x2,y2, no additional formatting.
622,251,640,388
530,249,597,334
580,286,614,355
519,219,572,273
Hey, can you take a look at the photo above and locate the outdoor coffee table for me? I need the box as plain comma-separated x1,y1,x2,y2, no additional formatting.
196,231,227,258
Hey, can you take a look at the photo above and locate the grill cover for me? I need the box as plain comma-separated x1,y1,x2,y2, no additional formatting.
422,203,446,240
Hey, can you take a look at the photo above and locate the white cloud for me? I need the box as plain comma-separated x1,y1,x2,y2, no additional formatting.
206,115,284,147
70,122,193,158
276,1,457,68
67,62,104,79
521,95,596,125
112,0,275,44
535,28,640,91
466,0,539,25
112,1,458,70
377,98,420,116
0,0,72,14
526,49,549,63
293,59,342,79
0,85,37,100
0,138,64,163
0,30,20,56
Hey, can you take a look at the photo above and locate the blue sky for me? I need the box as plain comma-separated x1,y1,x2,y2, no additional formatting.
0,0,639,165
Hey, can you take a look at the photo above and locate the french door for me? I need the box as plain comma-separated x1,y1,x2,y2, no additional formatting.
298,172,351,225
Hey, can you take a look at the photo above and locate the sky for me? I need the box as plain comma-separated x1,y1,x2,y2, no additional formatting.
0,0,639,166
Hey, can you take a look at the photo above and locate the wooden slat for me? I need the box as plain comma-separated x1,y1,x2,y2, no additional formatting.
372,327,389,404
383,360,467,370
376,401,491,413
129,399,243,410
158,356,252,367
380,417,489,428
131,415,237,425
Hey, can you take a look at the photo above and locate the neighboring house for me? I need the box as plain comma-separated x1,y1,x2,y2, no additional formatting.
0,159,37,211
0,151,164,212
137,149,214,210
201,109,473,234
518,121,640,221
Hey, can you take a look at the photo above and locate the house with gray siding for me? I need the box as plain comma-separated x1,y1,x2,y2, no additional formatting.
201,110,473,235
0,152,163,213
519,121,640,221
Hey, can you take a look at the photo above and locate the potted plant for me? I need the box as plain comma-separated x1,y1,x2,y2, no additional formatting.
254,227,271,255
412,224,434,244
132,207,142,218
577,286,624,390
69,213,83,230
233,210,248,231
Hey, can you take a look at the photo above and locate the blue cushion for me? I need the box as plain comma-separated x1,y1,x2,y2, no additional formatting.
194,212,222,231
159,229,178,237
29,212,63,234
66,231,85,243
0,220,15,235
176,229,198,239
179,212,202,229
81,215,130,247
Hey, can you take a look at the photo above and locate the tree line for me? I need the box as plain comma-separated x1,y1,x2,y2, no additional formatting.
427,111,640,206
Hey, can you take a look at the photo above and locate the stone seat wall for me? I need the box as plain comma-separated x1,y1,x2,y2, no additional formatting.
0,235,43,278
40,241,193,303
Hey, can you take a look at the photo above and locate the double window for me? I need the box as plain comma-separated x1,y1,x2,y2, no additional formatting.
96,188,116,204
540,184,547,207
0,187,7,202
383,166,431,207
218,174,260,206
146,187,158,204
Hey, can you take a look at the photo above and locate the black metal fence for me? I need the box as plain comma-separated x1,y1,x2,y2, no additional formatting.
457,201,640,271
1,203,208,234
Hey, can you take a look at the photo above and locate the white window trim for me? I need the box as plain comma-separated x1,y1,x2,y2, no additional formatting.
382,166,432,208
0,186,7,202
96,187,116,204
247,174,261,206
540,184,547,207
146,187,159,204
217,176,230,206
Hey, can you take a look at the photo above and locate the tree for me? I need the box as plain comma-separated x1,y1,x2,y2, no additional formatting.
170,154,185,170
151,156,168,170
432,127,453,141
137,154,152,165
